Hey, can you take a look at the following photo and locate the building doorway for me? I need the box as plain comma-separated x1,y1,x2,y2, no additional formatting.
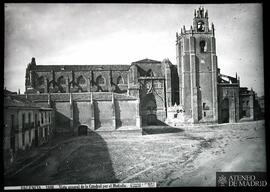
34,114,38,146
141,94,157,126
147,114,157,125
221,98,229,123
10,115,15,152
78,125,88,136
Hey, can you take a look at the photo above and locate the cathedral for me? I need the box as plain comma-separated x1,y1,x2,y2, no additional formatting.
23,7,262,134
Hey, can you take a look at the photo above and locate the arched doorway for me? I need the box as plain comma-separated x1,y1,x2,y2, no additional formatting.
147,114,157,125
78,125,88,136
221,98,229,123
141,93,157,125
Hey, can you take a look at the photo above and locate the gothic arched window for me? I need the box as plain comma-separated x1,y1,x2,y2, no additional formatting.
77,75,86,85
96,75,105,86
154,80,162,88
48,81,54,88
146,69,155,77
117,76,124,85
37,76,44,86
200,40,207,53
57,76,66,85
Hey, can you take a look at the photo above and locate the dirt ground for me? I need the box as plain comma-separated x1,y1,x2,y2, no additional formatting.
4,120,266,187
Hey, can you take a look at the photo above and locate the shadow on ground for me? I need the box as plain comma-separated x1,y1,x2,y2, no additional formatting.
4,129,118,186
142,126,184,135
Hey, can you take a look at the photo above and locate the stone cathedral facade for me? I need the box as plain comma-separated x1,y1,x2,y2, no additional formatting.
23,7,262,134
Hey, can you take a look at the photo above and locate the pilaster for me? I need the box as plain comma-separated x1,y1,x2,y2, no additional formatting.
66,78,69,93
69,93,74,132
87,78,91,92
249,93,254,120
90,92,95,130
44,78,48,93
189,36,198,123
164,62,172,108
136,98,141,128
111,93,116,129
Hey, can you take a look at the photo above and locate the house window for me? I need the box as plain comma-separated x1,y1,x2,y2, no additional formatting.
28,113,31,126
29,130,31,142
48,113,51,123
22,133,25,146
45,112,47,123
11,115,14,133
203,102,206,109
204,112,206,117
247,101,249,105
45,127,48,140
41,113,44,124
10,114,15,151
35,114,37,126
22,113,25,131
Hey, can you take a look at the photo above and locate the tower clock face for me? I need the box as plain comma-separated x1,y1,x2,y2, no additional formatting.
197,21,205,32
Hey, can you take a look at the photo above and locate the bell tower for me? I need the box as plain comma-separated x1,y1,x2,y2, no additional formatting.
176,6,218,123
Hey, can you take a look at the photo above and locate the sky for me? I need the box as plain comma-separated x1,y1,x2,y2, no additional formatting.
4,3,264,96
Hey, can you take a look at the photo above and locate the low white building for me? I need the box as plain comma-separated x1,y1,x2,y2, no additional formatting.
4,92,53,168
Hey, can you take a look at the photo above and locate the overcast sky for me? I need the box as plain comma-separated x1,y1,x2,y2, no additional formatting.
4,3,264,96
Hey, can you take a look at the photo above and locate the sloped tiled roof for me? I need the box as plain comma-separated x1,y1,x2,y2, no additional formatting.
34,64,130,72
218,74,238,84
4,95,40,108
4,89,17,95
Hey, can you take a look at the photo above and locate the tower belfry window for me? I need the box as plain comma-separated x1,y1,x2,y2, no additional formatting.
200,40,207,53
203,102,206,109
197,21,205,32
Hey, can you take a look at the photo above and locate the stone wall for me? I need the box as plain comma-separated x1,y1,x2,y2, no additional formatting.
54,102,73,133
21,93,140,134
115,100,137,127
218,85,240,123
94,100,113,130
